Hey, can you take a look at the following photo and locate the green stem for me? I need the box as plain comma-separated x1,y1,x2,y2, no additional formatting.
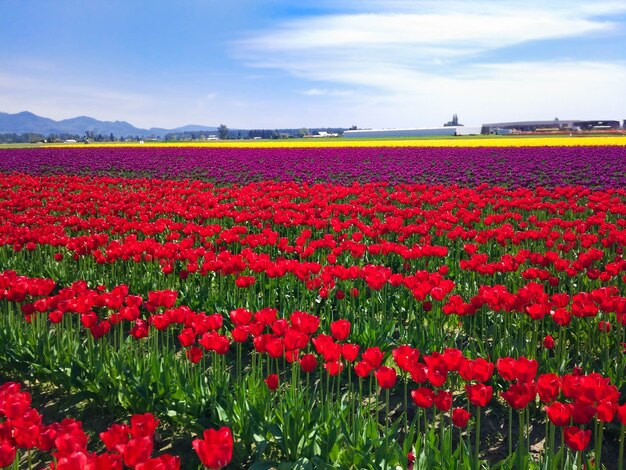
415,408,422,455
385,388,390,429
440,409,445,454
357,378,363,437
325,371,330,418
549,423,556,470
508,406,513,457
518,411,524,470
595,421,604,467
475,406,481,470
348,365,353,428
416,408,421,446
618,424,624,470
403,376,408,435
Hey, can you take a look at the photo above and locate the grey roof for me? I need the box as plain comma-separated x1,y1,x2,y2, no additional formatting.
482,120,579,127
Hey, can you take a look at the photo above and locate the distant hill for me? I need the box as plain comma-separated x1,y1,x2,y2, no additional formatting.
0,111,218,138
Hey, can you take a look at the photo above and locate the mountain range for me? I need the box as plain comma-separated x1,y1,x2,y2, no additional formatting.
0,111,218,138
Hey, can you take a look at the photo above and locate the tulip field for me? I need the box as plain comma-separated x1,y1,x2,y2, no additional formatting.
1,140,626,469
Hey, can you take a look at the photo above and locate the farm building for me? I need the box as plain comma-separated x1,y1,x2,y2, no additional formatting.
481,120,622,134
342,126,481,138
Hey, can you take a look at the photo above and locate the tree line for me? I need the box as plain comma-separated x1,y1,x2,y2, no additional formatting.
0,126,351,144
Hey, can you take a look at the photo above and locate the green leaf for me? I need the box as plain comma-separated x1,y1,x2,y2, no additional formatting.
248,462,279,470
266,422,285,446
214,402,228,421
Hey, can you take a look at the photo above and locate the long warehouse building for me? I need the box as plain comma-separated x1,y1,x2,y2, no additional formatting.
481,120,622,134
343,126,481,138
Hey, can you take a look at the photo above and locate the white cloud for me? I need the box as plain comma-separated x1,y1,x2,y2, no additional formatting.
243,13,608,53
302,88,353,96
305,61,626,127
232,0,626,126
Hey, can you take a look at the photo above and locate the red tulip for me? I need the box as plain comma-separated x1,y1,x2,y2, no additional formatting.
537,373,560,404
93,453,124,470
563,426,591,452
466,384,492,407
596,400,616,422
545,401,572,427
289,311,320,334
571,401,596,425
229,308,252,325
0,441,16,468
130,413,159,439
552,308,571,326
362,347,384,369
451,408,471,428
120,436,153,468
100,423,130,452
192,427,233,469
299,353,317,373
320,341,341,363
376,366,397,389
55,427,88,455
341,343,360,363
543,335,555,349
501,382,536,410
392,345,420,372
1,390,31,419
442,348,463,371
90,320,111,339
177,328,196,347
231,325,249,343
284,349,299,363
330,319,351,341
460,358,493,382
324,360,344,376
263,337,284,359
265,374,279,391
135,454,180,470
496,357,516,381
271,319,289,336
411,387,434,408
354,360,373,378
426,366,448,388
526,303,548,320
130,319,150,339
38,423,59,452
409,363,427,384
186,346,203,363
54,451,92,470
407,451,415,470
434,390,453,412
515,357,538,383
235,275,255,288
312,334,333,354
561,374,580,400
283,328,308,350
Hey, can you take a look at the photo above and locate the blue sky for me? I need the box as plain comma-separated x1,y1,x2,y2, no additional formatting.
1,0,625,129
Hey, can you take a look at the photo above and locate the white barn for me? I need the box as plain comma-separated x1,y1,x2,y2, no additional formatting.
342,126,480,138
